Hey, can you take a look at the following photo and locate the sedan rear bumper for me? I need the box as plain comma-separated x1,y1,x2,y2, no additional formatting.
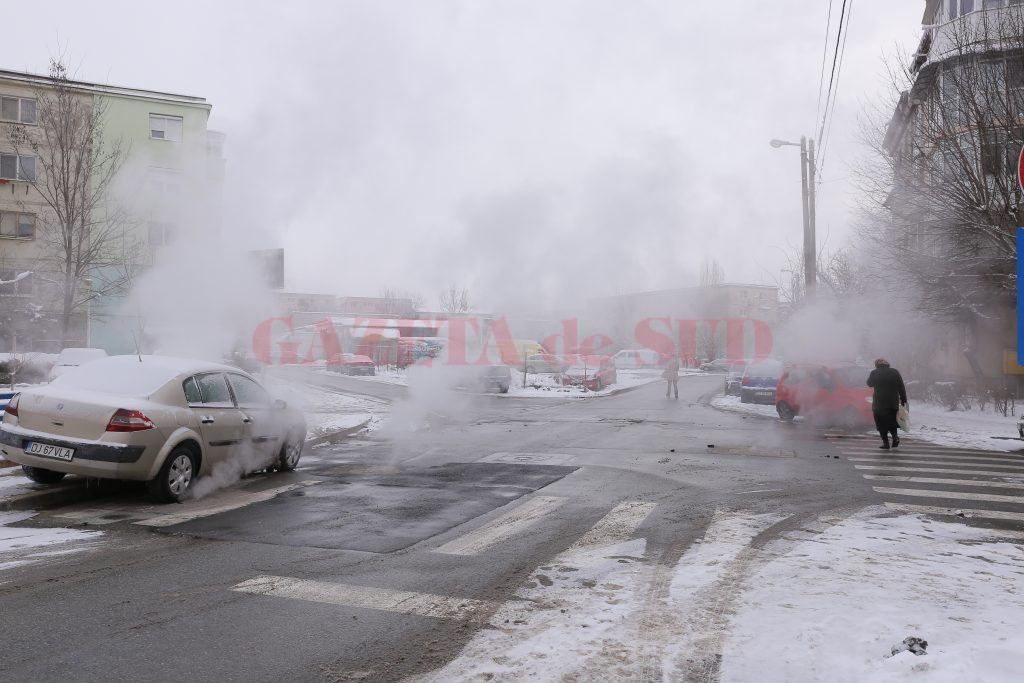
0,425,152,480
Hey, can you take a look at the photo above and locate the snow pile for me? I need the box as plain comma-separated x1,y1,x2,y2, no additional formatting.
262,377,383,436
711,394,781,420
718,510,1024,682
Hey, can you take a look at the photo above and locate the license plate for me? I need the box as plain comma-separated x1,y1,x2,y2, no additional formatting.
25,441,74,461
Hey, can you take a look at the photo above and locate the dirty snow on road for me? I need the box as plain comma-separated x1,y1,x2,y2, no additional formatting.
0,511,104,573
419,506,1024,681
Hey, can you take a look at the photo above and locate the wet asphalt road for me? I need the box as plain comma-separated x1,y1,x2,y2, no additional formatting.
0,375,890,681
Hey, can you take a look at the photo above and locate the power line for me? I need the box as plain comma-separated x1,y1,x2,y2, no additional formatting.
817,0,849,149
815,0,836,131
818,0,854,177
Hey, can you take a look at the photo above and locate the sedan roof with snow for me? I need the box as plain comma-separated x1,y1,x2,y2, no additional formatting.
50,355,245,397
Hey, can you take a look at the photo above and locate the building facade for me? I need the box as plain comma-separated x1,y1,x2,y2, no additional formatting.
0,68,222,354
882,1,1024,379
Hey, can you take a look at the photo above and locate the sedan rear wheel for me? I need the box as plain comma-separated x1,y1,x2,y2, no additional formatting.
148,447,196,503
22,465,67,485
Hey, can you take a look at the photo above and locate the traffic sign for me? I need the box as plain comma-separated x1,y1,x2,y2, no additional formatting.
1019,228,1024,360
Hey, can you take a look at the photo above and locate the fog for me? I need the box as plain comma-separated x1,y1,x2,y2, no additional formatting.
8,1,923,312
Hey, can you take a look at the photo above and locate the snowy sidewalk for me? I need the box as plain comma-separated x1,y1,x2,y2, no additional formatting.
417,507,1024,681
712,394,1024,453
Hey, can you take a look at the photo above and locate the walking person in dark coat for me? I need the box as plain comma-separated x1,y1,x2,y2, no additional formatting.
867,358,908,450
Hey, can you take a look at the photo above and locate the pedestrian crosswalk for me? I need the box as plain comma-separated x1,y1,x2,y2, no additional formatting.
831,434,1024,526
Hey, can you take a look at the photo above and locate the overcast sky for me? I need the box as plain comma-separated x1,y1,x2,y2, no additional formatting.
7,1,924,311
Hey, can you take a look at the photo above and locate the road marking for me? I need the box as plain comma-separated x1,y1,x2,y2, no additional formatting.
480,452,577,465
873,487,1024,505
735,488,786,495
433,495,566,555
846,454,1024,466
568,501,657,550
135,482,317,527
884,502,1024,525
864,475,1024,489
231,575,498,621
856,465,1024,478
841,447,1024,459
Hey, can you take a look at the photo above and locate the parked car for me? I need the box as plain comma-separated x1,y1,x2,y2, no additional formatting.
700,358,744,373
724,365,745,396
612,349,663,370
47,347,108,382
0,389,15,415
474,365,511,393
0,355,307,503
775,363,873,425
559,355,617,391
740,359,785,404
326,353,377,376
525,353,568,374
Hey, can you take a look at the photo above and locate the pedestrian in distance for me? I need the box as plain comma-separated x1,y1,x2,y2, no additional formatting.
867,358,907,450
663,355,680,399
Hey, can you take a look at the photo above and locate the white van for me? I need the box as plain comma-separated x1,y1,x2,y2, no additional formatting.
612,348,663,370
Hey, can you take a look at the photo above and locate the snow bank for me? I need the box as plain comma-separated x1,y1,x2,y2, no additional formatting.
712,394,1024,453
719,510,1024,682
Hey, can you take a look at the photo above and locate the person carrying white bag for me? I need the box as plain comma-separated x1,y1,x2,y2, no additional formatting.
867,358,909,450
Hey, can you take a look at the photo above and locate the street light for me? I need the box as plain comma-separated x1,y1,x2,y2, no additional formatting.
770,136,817,294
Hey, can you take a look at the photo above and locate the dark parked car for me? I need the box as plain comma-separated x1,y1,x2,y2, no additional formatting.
724,365,745,396
739,359,784,404
474,365,511,393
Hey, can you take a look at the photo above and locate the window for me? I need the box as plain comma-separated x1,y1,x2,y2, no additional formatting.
0,211,35,239
182,377,203,404
0,154,35,181
149,114,183,142
983,0,1003,8
227,374,271,407
0,270,32,296
193,373,234,406
145,167,183,197
0,96,36,124
148,221,177,247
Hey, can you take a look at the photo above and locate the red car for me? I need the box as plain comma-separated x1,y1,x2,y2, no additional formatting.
326,353,376,376
775,363,873,425
559,355,617,391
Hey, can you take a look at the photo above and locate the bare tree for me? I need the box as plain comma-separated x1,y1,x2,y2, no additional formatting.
379,287,422,317
7,59,137,345
439,284,470,314
696,258,726,361
857,8,1024,324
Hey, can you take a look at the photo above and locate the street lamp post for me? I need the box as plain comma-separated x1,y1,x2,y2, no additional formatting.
770,137,817,294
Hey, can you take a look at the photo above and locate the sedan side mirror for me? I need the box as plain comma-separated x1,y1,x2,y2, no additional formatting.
273,399,287,410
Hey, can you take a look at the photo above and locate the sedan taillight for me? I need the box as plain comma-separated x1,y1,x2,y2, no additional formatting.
106,409,155,432
5,393,20,417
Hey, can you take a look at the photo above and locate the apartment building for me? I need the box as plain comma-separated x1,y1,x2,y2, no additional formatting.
0,68,223,353
882,0,1024,379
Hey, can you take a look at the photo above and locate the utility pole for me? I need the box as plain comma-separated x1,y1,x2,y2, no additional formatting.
771,137,817,295
806,138,817,294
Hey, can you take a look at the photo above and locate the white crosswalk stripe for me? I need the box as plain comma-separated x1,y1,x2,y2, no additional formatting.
855,465,1024,477
232,499,658,620
834,437,1024,527
433,495,567,556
